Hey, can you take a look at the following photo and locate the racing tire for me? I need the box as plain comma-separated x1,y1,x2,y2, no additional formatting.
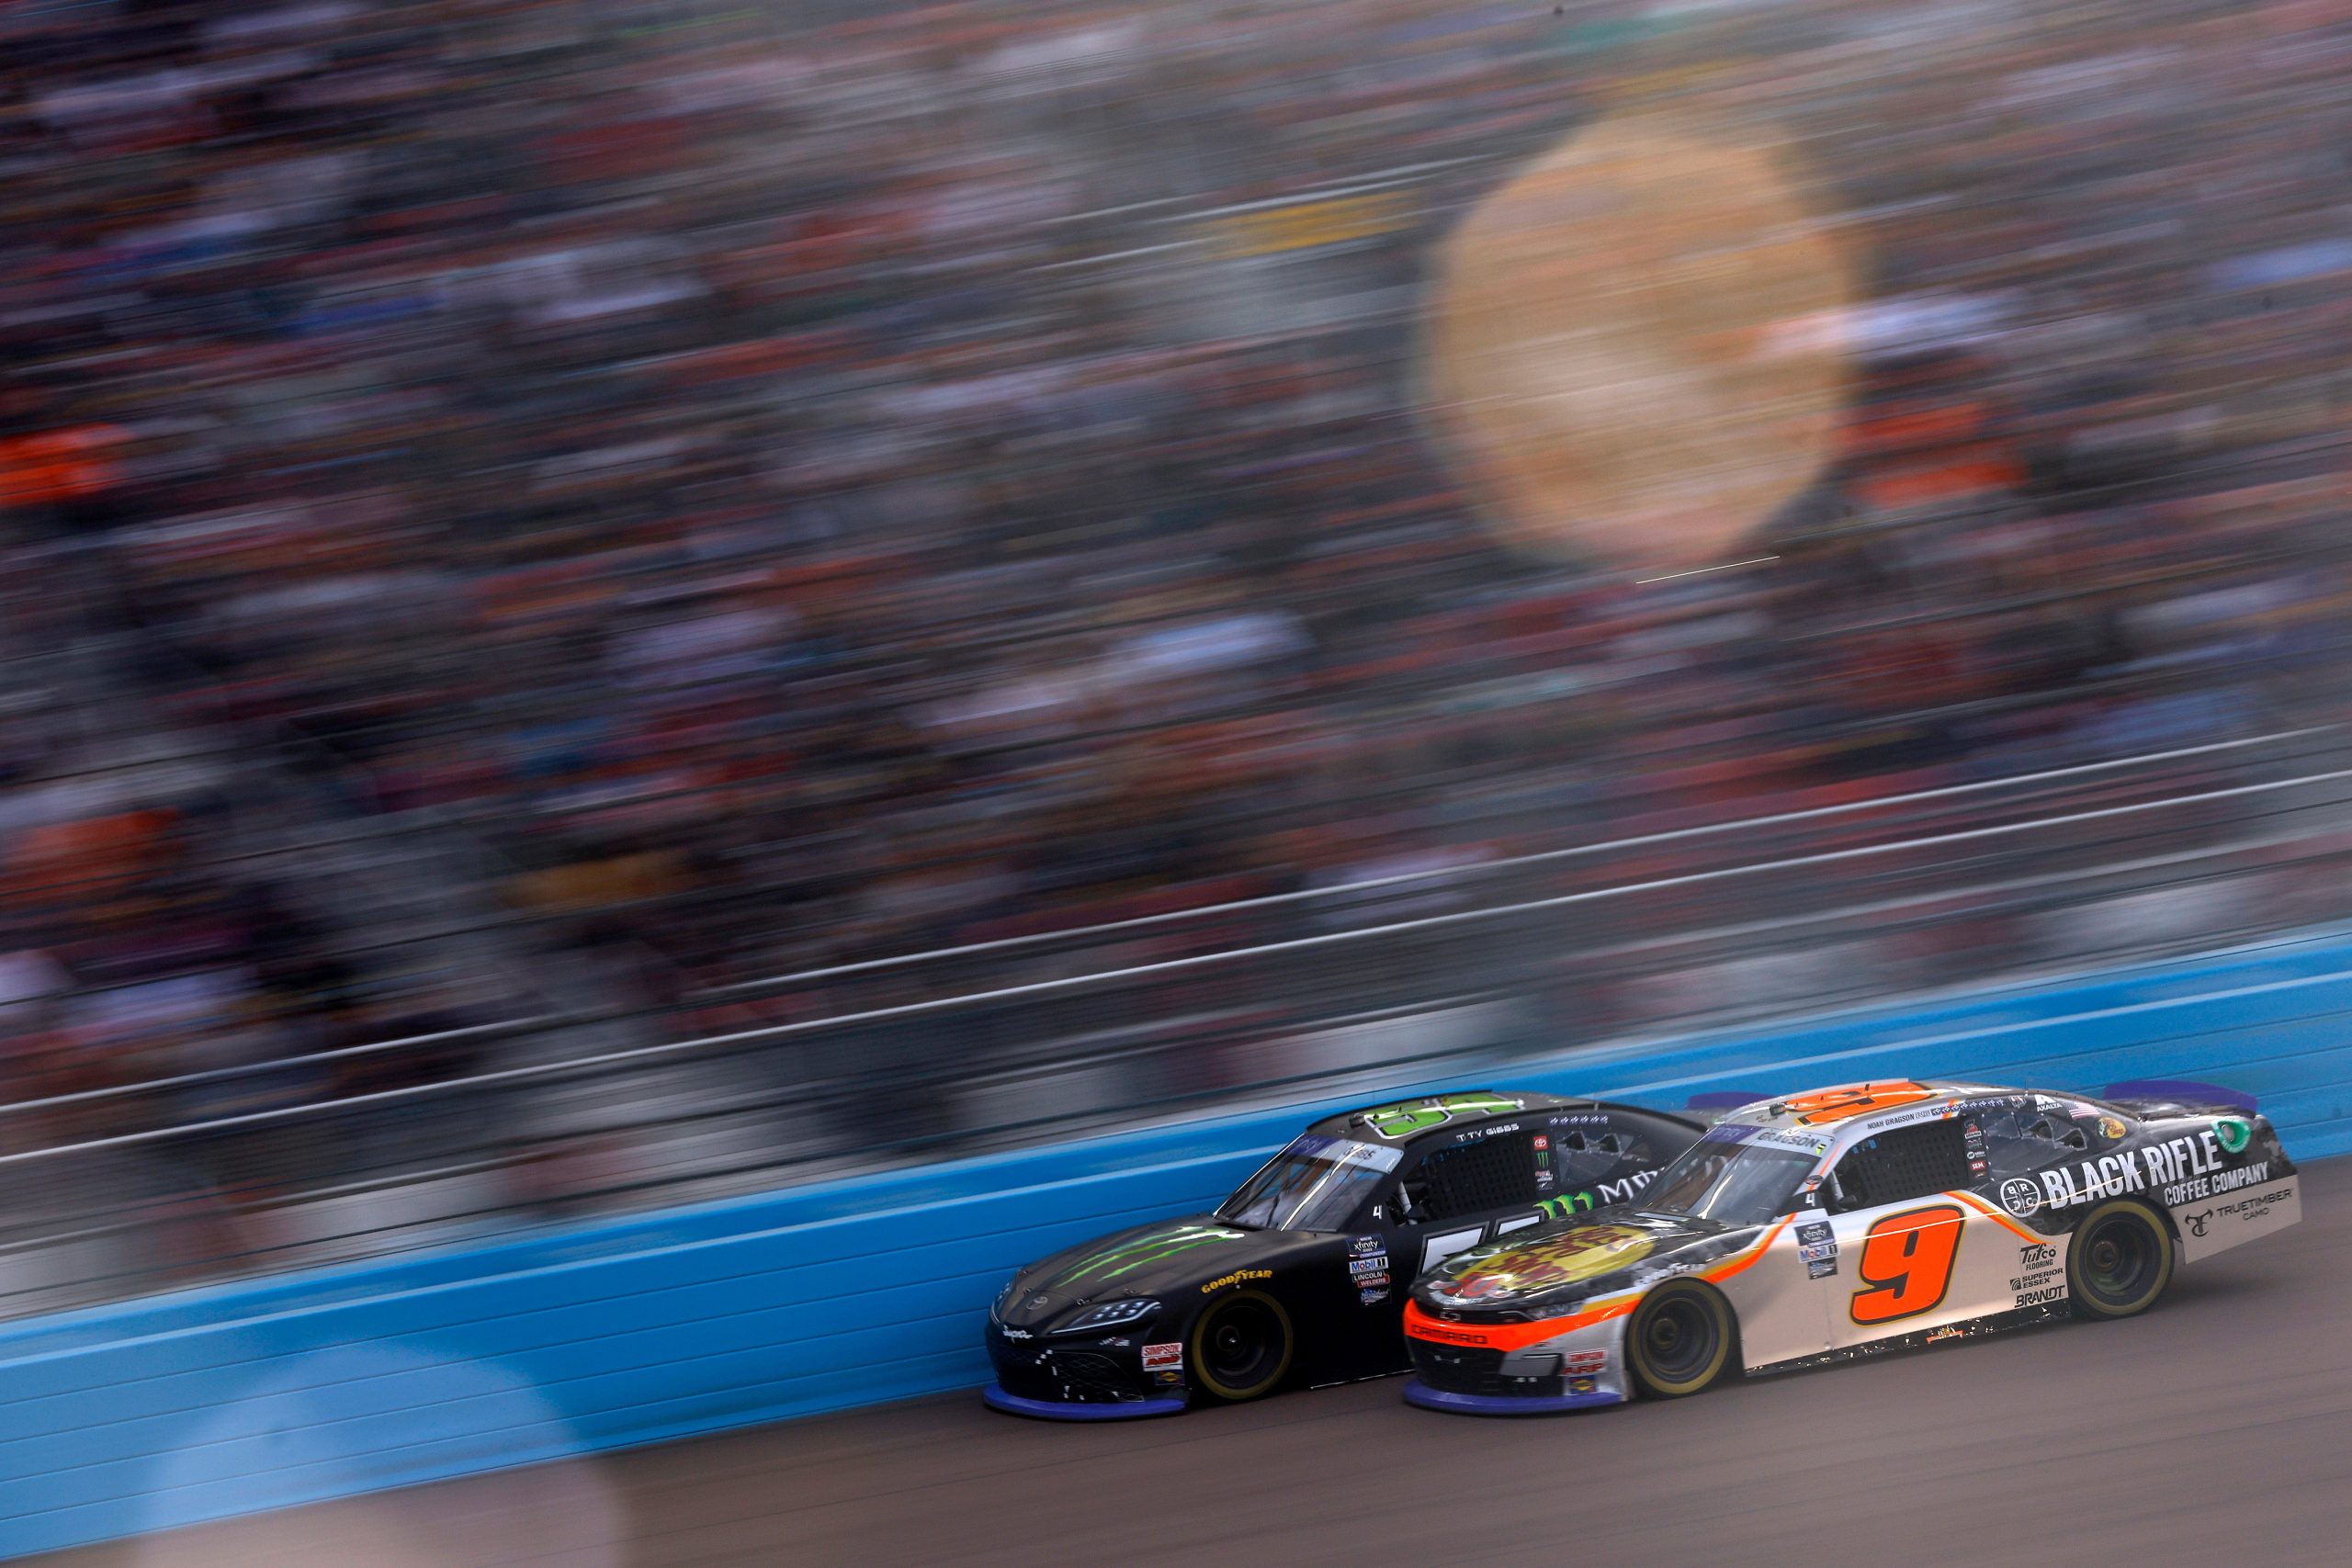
1626,1280,1735,1398
2066,1199,2174,1319
1189,1289,1294,1402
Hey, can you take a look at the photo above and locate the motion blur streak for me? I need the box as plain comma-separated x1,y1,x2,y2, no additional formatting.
40,1158,2352,1568
10,0,2352,1510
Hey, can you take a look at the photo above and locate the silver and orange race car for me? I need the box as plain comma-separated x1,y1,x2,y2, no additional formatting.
1402,1077,2298,1415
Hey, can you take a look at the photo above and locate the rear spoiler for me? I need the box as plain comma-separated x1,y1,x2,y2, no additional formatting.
2103,1078,2258,1114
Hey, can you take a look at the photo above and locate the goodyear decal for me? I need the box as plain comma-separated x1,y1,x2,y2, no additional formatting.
1046,1224,1246,1288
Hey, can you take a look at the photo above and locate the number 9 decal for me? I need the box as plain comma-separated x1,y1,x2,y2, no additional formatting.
1850,1204,1963,1325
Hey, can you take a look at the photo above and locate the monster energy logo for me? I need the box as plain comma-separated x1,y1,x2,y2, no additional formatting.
1536,1191,1597,1221
1047,1224,1246,1288
1362,1093,1523,1139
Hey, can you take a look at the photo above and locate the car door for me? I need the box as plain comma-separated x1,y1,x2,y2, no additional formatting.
1385,1125,1546,1279
1818,1116,2020,1350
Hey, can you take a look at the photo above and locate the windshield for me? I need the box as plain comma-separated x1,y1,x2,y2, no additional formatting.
1216,1134,1401,1231
1640,1128,1817,1225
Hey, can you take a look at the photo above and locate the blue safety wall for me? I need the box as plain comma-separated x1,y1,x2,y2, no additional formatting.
3,928,2350,1557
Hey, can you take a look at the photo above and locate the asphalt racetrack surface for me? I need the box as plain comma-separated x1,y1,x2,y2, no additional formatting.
50,1160,2352,1568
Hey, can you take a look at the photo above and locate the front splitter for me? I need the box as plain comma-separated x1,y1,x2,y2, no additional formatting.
1401,1378,1627,1416
982,1384,1188,1421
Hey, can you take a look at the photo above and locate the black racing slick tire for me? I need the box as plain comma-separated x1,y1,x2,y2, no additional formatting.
1189,1289,1294,1402
1626,1280,1735,1398
2067,1199,2175,1319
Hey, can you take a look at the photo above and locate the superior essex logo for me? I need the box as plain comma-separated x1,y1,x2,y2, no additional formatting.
2000,1129,2268,1217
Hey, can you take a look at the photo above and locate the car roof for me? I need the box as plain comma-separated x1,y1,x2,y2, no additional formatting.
1706,1078,2113,1160
1309,1089,1611,1144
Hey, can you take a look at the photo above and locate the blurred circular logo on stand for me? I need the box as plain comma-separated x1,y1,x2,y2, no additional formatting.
1423,110,1860,576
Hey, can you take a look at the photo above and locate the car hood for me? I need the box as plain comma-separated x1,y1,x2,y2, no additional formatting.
1417,1210,1767,1314
996,1214,1310,1330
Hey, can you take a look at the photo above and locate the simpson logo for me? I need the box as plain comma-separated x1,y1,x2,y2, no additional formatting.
1141,1342,1183,1371
1999,1178,2042,1217
1201,1269,1272,1293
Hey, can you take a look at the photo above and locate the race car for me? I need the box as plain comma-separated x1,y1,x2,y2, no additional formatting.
982,1089,1703,1418
1402,1077,2299,1415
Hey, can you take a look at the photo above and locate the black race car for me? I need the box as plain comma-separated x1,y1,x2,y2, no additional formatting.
982,1089,1703,1419
1401,1077,2301,1414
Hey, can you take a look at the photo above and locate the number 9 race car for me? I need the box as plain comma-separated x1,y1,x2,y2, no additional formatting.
981,1090,1702,1418
1403,1077,2298,1415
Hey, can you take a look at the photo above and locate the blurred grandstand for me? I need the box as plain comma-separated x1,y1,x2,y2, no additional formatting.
4,0,2352,1314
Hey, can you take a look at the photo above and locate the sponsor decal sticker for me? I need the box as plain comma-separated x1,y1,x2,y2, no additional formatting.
1200,1269,1273,1293
1349,1256,1390,1278
1351,1235,1384,1256
2215,1117,2253,1156
2184,1209,2212,1237
1807,1258,1838,1279
1438,1224,1657,1300
1560,1350,1608,1373
2214,1184,2292,1227
1532,1135,1551,1151
1047,1224,1248,1289
2097,1116,2128,1142
1568,1376,1600,1394
1141,1342,1183,1371
1799,1240,1836,1263
1999,1178,2043,1218
1796,1222,1833,1247
2018,1243,2057,1268
1360,1286,1390,1305
2043,1133,2267,1210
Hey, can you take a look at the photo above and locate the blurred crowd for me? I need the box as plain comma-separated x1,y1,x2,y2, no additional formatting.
5,0,2352,1253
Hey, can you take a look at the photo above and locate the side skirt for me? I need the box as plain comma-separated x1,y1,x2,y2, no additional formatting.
1744,1304,2068,1378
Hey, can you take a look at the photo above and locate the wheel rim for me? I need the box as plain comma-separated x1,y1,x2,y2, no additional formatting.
2080,1214,2156,1305
1640,1293,1719,1383
1202,1299,1281,1390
